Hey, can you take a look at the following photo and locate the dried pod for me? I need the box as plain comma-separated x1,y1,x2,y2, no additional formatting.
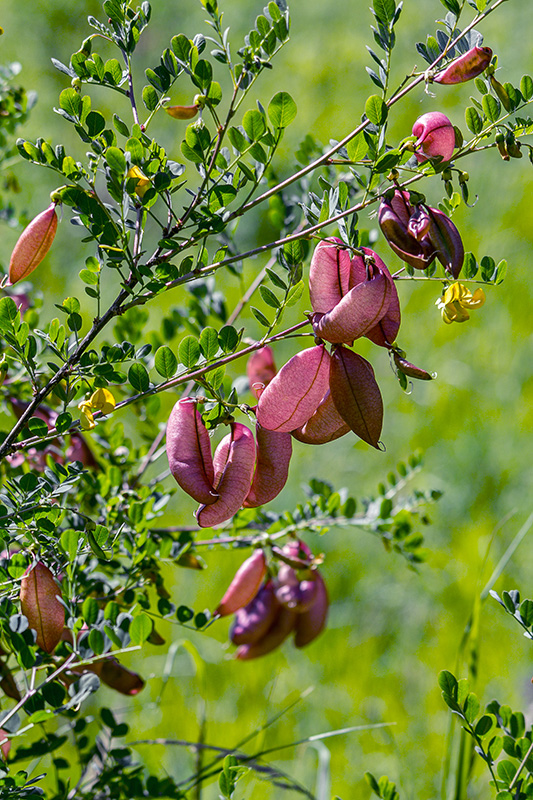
216,550,267,617
257,345,331,433
412,112,455,163
230,581,279,645
9,203,58,285
196,422,256,527
291,390,350,445
246,346,277,399
329,346,383,448
99,657,144,695
236,605,297,660
20,562,64,653
166,398,217,505
244,424,292,507
0,659,21,701
309,237,352,313
434,45,493,85
393,352,433,381
294,573,329,648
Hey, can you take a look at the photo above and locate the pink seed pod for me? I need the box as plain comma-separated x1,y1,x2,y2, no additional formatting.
434,45,492,85
291,390,349,445
309,237,352,313
216,549,267,617
412,112,455,163
0,730,10,761
257,345,331,433
246,346,277,399
330,346,383,449
393,352,433,381
243,423,292,507
425,206,464,279
358,249,401,348
311,271,392,345
9,202,58,285
166,398,217,505
66,432,99,468
196,422,257,528
278,538,313,566
294,573,329,648
230,581,279,645
20,562,65,653
98,656,144,695
275,564,319,612
378,191,436,271
236,605,298,660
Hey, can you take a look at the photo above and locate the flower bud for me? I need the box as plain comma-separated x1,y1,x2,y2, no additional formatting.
412,112,455,163
257,345,331,433
167,398,217,505
434,45,492,85
329,346,383,449
196,422,256,527
216,550,267,617
9,202,58,285
20,562,64,653
230,581,279,645
246,346,277,399
243,424,292,508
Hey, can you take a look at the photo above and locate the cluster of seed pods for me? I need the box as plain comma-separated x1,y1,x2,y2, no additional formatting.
215,542,328,659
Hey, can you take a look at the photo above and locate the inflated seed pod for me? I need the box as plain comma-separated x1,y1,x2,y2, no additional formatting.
166,398,217,505
412,112,455,163
196,422,256,528
393,352,433,381
329,346,383,449
294,573,329,648
98,657,144,695
20,562,64,653
235,605,297,660
434,45,492,85
355,249,401,348
291,390,350,445
243,424,292,507
216,549,267,617
9,202,58,285
311,271,392,345
230,581,279,645
275,564,319,612
246,346,277,399
426,206,464,279
309,237,352,313
256,345,331,433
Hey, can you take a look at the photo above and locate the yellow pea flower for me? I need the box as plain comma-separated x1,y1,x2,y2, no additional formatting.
78,401,95,431
78,388,116,430
436,282,485,324
127,165,150,198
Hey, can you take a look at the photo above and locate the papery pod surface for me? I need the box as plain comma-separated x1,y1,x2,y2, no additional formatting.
216,550,267,617
20,561,64,653
291,390,349,445
230,581,279,645
236,605,297,660
166,398,217,505
244,424,292,507
9,203,58,285
309,237,352,313
330,346,383,448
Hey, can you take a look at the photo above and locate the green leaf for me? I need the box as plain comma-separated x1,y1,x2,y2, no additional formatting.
82,597,99,626
218,325,239,353
79,268,99,285
268,91,297,128
88,629,104,656
286,280,304,306
251,307,271,327
463,252,478,279
259,285,280,309
104,58,123,85
463,692,480,723
154,345,178,378
0,297,20,332
474,714,496,738
105,146,126,174
521,75,533,100
494,259,507,285
179,336,200,368
142,85,158,111
126,137,144,164
59,88,82,118
60,529,79,562
242,109,266,141
55,412,73,434
199,327,219,359
438,670,458,698
465,106,482,134
128,362,150,393
346,133,368,162
497,760,516,786
86,111,105,137
27,417,48,437
113,114,130,136
482,94,500,123
365,95,388,125
373,0,395,24
129,613,152,645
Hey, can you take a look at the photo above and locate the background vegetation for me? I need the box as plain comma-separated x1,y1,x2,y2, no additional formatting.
1,0,532,797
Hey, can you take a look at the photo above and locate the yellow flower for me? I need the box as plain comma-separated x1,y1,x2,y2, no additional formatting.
127,165,150,198
78,388,116,430
436,282,485,324
78,401,95,431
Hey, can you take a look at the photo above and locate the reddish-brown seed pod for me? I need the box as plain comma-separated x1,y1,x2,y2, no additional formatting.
294,573,329,648
329,346,383,449
236,605,298,660
98,657,145,695
166,398,217,505
243,424,292,507
0,659,21,701
434,45,492,85
20,562,65,653
216,550,267,617
230,581,279,645
309,237,352,313
246,346,277,399
9,203,58,285
358,249,401,348
196,423,256,528
256,345,331,433
311,271,392,345
291,391,350,445
393,352,433,381
0,730,10,761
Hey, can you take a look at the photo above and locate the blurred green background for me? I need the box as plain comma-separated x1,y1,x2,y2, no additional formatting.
1,0,533,797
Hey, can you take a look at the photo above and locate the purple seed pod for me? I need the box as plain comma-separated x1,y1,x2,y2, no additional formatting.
166,398,217,505
393,352,433,381
197,423,257,528
329,345,383,449
216,549,267,617
425,206,464,278
280,539,313,564
275,564,319,612
236,605,298,660
412,112,455,163
378,191,437,271
256,345,331,433
358,248,401,348
291,390,350,445
247,346,277,399
294,573,329,648
434,45,493,85
230,581,279,645
243,423,293,508
309,237,352,313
